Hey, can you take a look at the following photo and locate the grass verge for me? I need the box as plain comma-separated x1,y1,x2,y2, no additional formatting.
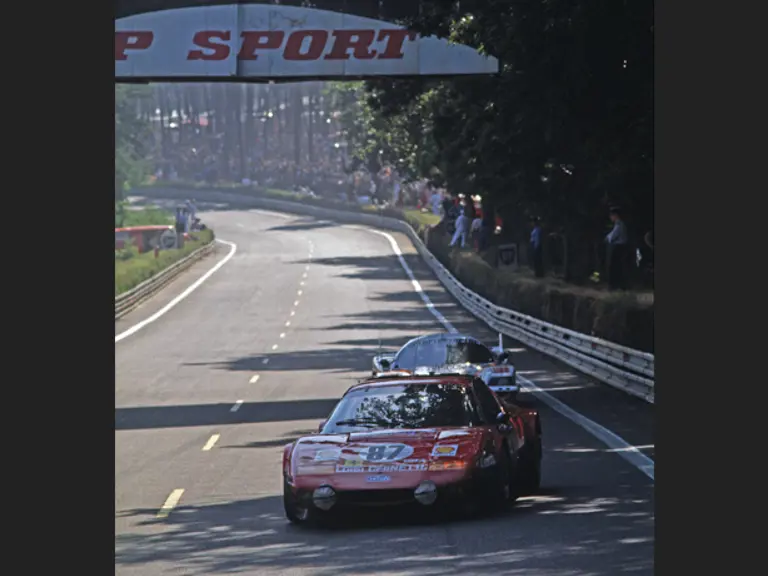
115,228,215,296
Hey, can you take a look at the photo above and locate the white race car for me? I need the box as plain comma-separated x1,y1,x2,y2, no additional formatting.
372,332,519,399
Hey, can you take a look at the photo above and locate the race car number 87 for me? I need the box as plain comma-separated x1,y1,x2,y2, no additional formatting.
358,443,414,462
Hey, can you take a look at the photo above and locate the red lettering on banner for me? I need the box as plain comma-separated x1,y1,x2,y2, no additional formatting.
115,31,153,60
325,30,377,60
284,30,328,61
188,31,231,60
117,28,421,63
377,29,417,59
239,31,284,60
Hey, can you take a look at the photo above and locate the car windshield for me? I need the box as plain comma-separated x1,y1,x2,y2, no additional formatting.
323,384,478,433
395,338,495,370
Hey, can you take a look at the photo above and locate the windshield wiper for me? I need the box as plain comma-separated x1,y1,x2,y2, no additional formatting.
333,418,381,427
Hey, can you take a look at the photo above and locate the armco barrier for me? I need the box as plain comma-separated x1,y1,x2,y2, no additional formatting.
115,240,215,320
134,187,654,403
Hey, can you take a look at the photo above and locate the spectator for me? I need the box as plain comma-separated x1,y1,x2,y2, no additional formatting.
174,207,187,248
605,206,629,289
450,209,470,248
529,217,544,277
185,198,198,226
471,216,483,250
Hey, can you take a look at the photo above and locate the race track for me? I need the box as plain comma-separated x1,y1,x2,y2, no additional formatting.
116,198,654,575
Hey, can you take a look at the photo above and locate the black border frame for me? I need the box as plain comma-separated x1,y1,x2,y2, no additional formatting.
9,0,757,573
9,0,114,571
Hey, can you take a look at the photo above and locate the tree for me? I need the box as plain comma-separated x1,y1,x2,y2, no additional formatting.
333,0,653,282
115,84,152,202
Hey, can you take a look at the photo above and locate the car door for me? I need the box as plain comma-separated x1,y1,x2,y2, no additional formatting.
472,378,523,454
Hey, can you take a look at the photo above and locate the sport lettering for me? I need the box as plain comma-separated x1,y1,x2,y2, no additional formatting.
113,28,417,61
115,31,153,60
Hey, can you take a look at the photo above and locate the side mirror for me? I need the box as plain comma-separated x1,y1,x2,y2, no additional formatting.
317,420,326,433
496,411,511,431
379,359,391,370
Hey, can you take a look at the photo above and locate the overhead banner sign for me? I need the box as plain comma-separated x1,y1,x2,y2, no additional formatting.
115,3,499,80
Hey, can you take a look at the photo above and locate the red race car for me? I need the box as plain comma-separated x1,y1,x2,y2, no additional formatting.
282,373,542,525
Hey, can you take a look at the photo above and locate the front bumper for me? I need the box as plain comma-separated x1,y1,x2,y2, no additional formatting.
290,467,500,513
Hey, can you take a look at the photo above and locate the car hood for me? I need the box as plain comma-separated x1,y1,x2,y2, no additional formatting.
290,427,486,483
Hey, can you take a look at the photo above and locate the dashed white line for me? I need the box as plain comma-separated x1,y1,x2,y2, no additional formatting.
115,239,238,343
272,344,278,350
262,358,269,364
285,321,291,327
294,300,300,306
230,400,244,412
302,273,307,278
289,311,295,317
249,374,260,384
300,281,305,286
202,434,220,451
305,265,310,271
297,290,303,296
279,333,286,338
157,489,185,518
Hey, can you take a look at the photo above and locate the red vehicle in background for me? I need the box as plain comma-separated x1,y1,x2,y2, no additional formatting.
115,225,179,253
281,373,542,525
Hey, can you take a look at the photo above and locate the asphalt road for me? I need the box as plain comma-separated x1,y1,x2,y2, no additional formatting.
116,198,654,575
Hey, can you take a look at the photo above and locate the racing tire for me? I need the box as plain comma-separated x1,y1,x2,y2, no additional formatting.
466,447,515,517
493,447,516,507
283,480,325,526
515,434,542,496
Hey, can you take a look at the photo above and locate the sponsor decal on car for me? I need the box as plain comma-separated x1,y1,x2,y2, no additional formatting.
366,475,391,483
431,445,459,457
336,463,427,473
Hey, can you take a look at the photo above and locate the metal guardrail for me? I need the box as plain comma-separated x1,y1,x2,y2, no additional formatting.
134,187,654,403
115,241,215,320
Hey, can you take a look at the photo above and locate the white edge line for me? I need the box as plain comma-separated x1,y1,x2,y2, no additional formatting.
518,375,654,481
362,226,654,483
115,239,237,343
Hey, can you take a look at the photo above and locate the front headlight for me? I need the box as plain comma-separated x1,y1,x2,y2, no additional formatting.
312,485,336,510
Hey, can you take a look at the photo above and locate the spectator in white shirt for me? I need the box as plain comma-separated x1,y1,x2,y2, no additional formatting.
450,208,470,248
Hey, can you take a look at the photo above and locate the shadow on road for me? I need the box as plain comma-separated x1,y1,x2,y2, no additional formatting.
115,427,654,575
268,219,335,232
291,254,426,282
221,428,317,450
115,399,338,431
185,346,374,375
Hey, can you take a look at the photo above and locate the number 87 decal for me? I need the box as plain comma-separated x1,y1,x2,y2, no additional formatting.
358,443,414,462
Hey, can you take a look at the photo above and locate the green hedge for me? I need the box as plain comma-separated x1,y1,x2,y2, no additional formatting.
115,228,215,295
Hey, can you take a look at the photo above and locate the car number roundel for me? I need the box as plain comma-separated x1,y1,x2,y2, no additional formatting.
354,443,414,462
